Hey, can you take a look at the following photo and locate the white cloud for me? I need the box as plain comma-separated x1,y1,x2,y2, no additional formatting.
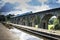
15,3,50,13
2,0,31,11
31,4,50,13
0,0,5,9
1,0,50,15
2,0,31,3
38,0,48,3
57,0,60,3
7,11,22,15
6,10,31,15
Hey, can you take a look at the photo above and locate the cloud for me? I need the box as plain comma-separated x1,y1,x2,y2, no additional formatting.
46,0,58,3
0,0,5,9
2,0,31,11
0,2,20,12
45,0,60,8
38,0,48,3
1,0,60,15
0,0,50,15
49,3,60,8
1,0,49,11
2,0,31,4
5,10,32,15
7,11,22,15
57,0,60,3
27,0,50,12
1,0,60,13
1,11,22,15
2,0,48,12
27,0,42,6
31,4,50,13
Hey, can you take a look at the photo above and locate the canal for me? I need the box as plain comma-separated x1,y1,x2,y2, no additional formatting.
9,28,44,40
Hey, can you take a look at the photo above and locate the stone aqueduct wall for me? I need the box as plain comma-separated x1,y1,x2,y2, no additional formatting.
10,8,60,29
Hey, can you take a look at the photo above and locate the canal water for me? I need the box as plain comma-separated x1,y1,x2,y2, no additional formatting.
9,28,43,40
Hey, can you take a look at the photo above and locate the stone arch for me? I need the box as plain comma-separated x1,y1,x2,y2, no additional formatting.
40,14,54,29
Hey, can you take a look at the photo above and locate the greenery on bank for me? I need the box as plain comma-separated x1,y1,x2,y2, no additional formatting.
0,14,14,22
48,17,60,30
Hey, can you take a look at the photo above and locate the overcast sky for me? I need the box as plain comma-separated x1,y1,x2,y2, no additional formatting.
0,0,60,15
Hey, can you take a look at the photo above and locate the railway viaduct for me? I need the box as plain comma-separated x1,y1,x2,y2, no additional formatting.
36,8,60,29
10,8,60,29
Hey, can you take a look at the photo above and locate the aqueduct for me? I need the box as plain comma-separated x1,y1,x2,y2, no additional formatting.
10,8,60,29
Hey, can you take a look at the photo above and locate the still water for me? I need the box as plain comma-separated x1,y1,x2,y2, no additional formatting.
9,28,43,40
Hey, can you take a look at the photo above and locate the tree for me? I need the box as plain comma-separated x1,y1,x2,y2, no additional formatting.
53,18,59,25
48,17,60,30
53,18,60,30
0,15,5,21
6,14,14,21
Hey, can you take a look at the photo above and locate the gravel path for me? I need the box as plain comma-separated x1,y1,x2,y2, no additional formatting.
0,23,20,40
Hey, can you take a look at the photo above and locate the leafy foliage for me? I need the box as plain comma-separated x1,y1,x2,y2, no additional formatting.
49,17,60,30
0,15,5,21
6,14,14,21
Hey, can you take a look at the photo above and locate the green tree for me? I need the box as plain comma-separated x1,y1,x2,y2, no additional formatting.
0,15,5,21
49,17,60,30
53,18,59,25
53,18,60,30
6,14,14,21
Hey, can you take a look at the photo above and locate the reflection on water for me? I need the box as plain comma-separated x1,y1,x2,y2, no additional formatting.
9,28,43,40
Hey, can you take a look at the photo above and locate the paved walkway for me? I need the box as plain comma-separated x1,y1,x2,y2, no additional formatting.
0,23,20,40
8,23,60,36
